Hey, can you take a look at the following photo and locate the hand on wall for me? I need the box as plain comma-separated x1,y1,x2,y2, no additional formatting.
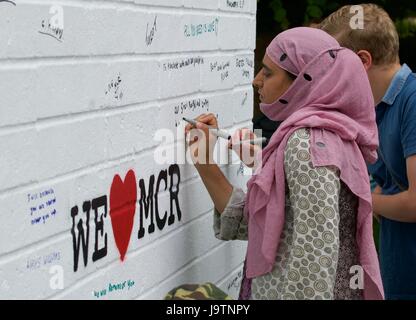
185,113,219,165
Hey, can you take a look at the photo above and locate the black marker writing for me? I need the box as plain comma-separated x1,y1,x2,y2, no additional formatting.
210,60,231,81
0,0,16,6
145,16,157,46
227,270,243,291
163,57,204,72
242,92,248,106
173,98,209,127
105,73,123,101
226,0,245,9
39,19,63,42
236,57,253,79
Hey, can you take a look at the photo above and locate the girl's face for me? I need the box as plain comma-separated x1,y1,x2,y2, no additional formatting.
253,54,295,104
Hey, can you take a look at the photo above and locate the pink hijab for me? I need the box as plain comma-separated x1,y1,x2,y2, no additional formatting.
244,27,384,299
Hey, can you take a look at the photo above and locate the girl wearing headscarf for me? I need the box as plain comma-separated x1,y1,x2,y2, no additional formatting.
185,27,384,300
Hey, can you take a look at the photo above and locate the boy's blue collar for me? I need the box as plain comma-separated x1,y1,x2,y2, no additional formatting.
381,64,412,106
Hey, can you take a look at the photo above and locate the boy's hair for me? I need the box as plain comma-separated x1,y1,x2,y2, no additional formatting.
320,3,400,66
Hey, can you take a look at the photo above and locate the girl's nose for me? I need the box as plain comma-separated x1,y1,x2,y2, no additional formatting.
252,70,263,89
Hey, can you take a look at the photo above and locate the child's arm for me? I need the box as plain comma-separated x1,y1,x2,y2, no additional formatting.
195,163,233,214
372,93,416,222
372,155,416,222
185,113,234,213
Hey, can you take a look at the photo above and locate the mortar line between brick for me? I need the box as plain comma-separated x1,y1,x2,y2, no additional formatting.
134,241,232,300
0,117,253,198
0,50,254,65
0,85,253,134
19,0,256,18
0,175,206,261
215,261,245,288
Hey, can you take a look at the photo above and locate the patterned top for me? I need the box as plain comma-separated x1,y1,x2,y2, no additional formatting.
214,128,363,300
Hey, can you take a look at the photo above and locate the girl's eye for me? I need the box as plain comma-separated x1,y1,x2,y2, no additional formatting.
263,70,271,77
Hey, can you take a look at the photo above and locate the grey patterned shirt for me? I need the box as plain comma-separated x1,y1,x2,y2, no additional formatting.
214,128,363,300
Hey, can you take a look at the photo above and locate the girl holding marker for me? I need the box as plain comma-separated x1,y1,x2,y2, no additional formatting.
184,27,384,300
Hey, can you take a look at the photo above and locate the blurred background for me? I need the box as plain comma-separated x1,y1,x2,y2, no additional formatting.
253,0,416,119
254,0,416,250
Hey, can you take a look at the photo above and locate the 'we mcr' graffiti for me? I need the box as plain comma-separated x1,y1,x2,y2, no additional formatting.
70,164,181,272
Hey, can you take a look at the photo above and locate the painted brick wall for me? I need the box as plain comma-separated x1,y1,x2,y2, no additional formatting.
0,0,256,300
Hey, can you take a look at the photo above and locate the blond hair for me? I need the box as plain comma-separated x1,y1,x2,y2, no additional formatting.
320,3,400,66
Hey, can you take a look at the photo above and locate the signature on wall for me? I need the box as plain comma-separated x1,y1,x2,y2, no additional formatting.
38,19,64,42
145,16,157,46
105,73,123,101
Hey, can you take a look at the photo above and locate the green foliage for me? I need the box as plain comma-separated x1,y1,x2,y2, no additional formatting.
396,18,416,38
258,0,416,38
269,0,289,29
374,218,380,253
264,0,341,28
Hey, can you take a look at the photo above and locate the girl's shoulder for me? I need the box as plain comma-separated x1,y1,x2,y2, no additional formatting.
285,128,311,153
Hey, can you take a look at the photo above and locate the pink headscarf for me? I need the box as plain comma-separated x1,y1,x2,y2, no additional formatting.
244,27,384,299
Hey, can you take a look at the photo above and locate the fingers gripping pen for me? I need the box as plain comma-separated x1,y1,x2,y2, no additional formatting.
183,117,231,140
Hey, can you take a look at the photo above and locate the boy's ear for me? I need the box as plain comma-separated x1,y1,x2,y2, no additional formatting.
356,50,373,71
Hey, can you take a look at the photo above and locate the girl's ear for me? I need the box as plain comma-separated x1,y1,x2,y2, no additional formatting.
356,50,373,71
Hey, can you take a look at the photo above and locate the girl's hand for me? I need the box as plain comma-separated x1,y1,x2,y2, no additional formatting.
372,185,383,222
185,113,219,165
228,128,262,168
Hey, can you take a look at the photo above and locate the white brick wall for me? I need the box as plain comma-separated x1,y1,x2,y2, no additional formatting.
0,0,256,300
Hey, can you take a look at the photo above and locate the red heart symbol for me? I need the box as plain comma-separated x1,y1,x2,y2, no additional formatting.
110,170,137,261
